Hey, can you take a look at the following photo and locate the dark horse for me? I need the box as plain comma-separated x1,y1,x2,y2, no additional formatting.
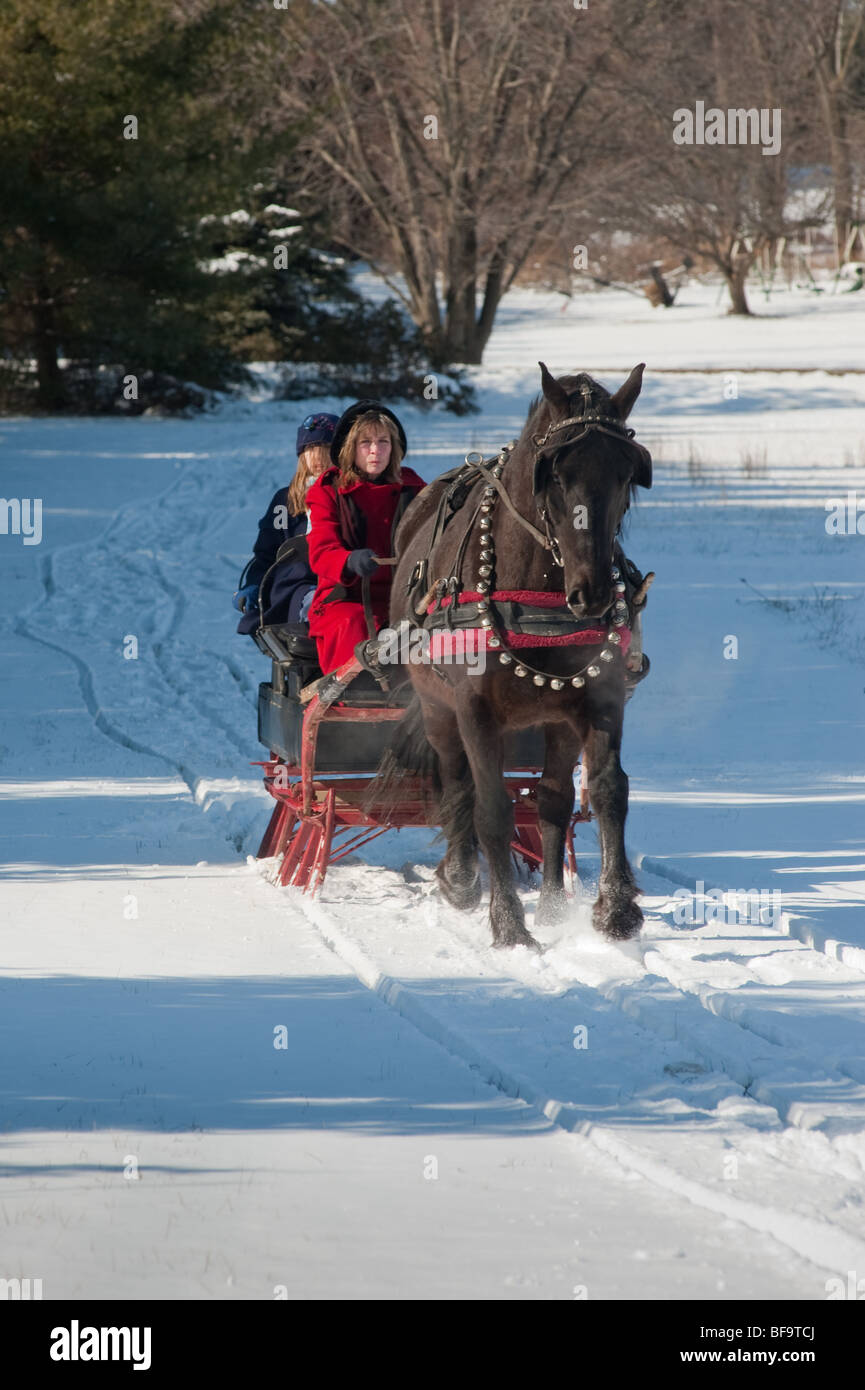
386,362,652,949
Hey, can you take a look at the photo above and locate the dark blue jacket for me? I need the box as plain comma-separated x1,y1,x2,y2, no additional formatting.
236,487,315,635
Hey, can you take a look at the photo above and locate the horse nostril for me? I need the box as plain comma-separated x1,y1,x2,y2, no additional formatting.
568,588,586,613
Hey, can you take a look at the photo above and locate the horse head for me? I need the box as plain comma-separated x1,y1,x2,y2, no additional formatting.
532,362,651,618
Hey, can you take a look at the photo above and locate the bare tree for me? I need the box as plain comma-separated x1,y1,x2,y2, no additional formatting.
791,0,865,257
277,0,653,362
602,0,827,314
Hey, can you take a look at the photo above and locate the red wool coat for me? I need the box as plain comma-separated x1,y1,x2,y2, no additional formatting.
306,466,425,674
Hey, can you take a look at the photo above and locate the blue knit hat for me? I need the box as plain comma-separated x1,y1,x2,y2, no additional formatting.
296,412,339,456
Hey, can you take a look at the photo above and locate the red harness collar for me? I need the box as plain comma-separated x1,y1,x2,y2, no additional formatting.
427,587,632,654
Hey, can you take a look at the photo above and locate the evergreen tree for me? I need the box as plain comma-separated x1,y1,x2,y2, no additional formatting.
0,0,271,410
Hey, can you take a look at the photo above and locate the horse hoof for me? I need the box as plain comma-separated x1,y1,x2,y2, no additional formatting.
593,896,643,941
535,891,570,928
435,860,482,911
493,926,542,952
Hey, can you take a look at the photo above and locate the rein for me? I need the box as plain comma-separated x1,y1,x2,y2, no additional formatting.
465,453,551,552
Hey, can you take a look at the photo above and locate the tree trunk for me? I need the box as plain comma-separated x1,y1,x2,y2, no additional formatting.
442,212,483,363
723,256,754,315
813,20,862,259
827,107,854,254
649,263,675,307
32,289,64,411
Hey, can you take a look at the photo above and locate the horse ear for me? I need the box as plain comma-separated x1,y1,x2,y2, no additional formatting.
610,363,645,420
538,361,570,416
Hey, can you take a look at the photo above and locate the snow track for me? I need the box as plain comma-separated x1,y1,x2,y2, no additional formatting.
276,858,865,1282
12,441,274,840
13,414,863,1290
4,284,865,1298
638,853,865,977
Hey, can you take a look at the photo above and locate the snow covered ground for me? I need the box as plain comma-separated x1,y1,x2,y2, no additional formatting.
1,279,864,1301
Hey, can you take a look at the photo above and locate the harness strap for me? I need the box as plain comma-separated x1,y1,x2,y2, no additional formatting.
473,458,551,549
425,599,604,639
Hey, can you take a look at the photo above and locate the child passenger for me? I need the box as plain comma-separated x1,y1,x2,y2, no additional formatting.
233,412,339,638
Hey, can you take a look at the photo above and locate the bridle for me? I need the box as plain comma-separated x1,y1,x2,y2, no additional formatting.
531,412,643,567
450,408,649,580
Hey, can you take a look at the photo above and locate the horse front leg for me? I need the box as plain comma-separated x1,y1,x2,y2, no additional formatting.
535,722,580,928
583,714,642,941
422,700,481,911
455,696,537,950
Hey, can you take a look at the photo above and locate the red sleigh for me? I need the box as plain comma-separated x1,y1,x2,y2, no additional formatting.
253,634,590,894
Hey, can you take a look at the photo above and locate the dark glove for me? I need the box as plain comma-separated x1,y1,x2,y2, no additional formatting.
345,548,378,578
233,583,259,613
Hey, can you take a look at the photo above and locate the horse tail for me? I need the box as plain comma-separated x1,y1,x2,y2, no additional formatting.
365,692,441,819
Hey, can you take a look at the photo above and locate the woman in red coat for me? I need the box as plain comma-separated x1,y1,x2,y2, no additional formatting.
306,401,425,675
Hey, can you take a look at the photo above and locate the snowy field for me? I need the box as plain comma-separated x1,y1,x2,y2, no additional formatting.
1,279,864,1302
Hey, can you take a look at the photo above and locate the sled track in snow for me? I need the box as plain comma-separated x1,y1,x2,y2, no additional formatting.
148,557,256,760
15,426,864,1278
637,853,865,978
13,617,199,796
418,876,865,1134
277,867,865,1281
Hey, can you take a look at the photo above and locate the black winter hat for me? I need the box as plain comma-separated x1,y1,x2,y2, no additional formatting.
329,400,408,466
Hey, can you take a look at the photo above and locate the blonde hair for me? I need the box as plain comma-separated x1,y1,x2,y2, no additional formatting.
337,412,404,486
287,444,331,515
